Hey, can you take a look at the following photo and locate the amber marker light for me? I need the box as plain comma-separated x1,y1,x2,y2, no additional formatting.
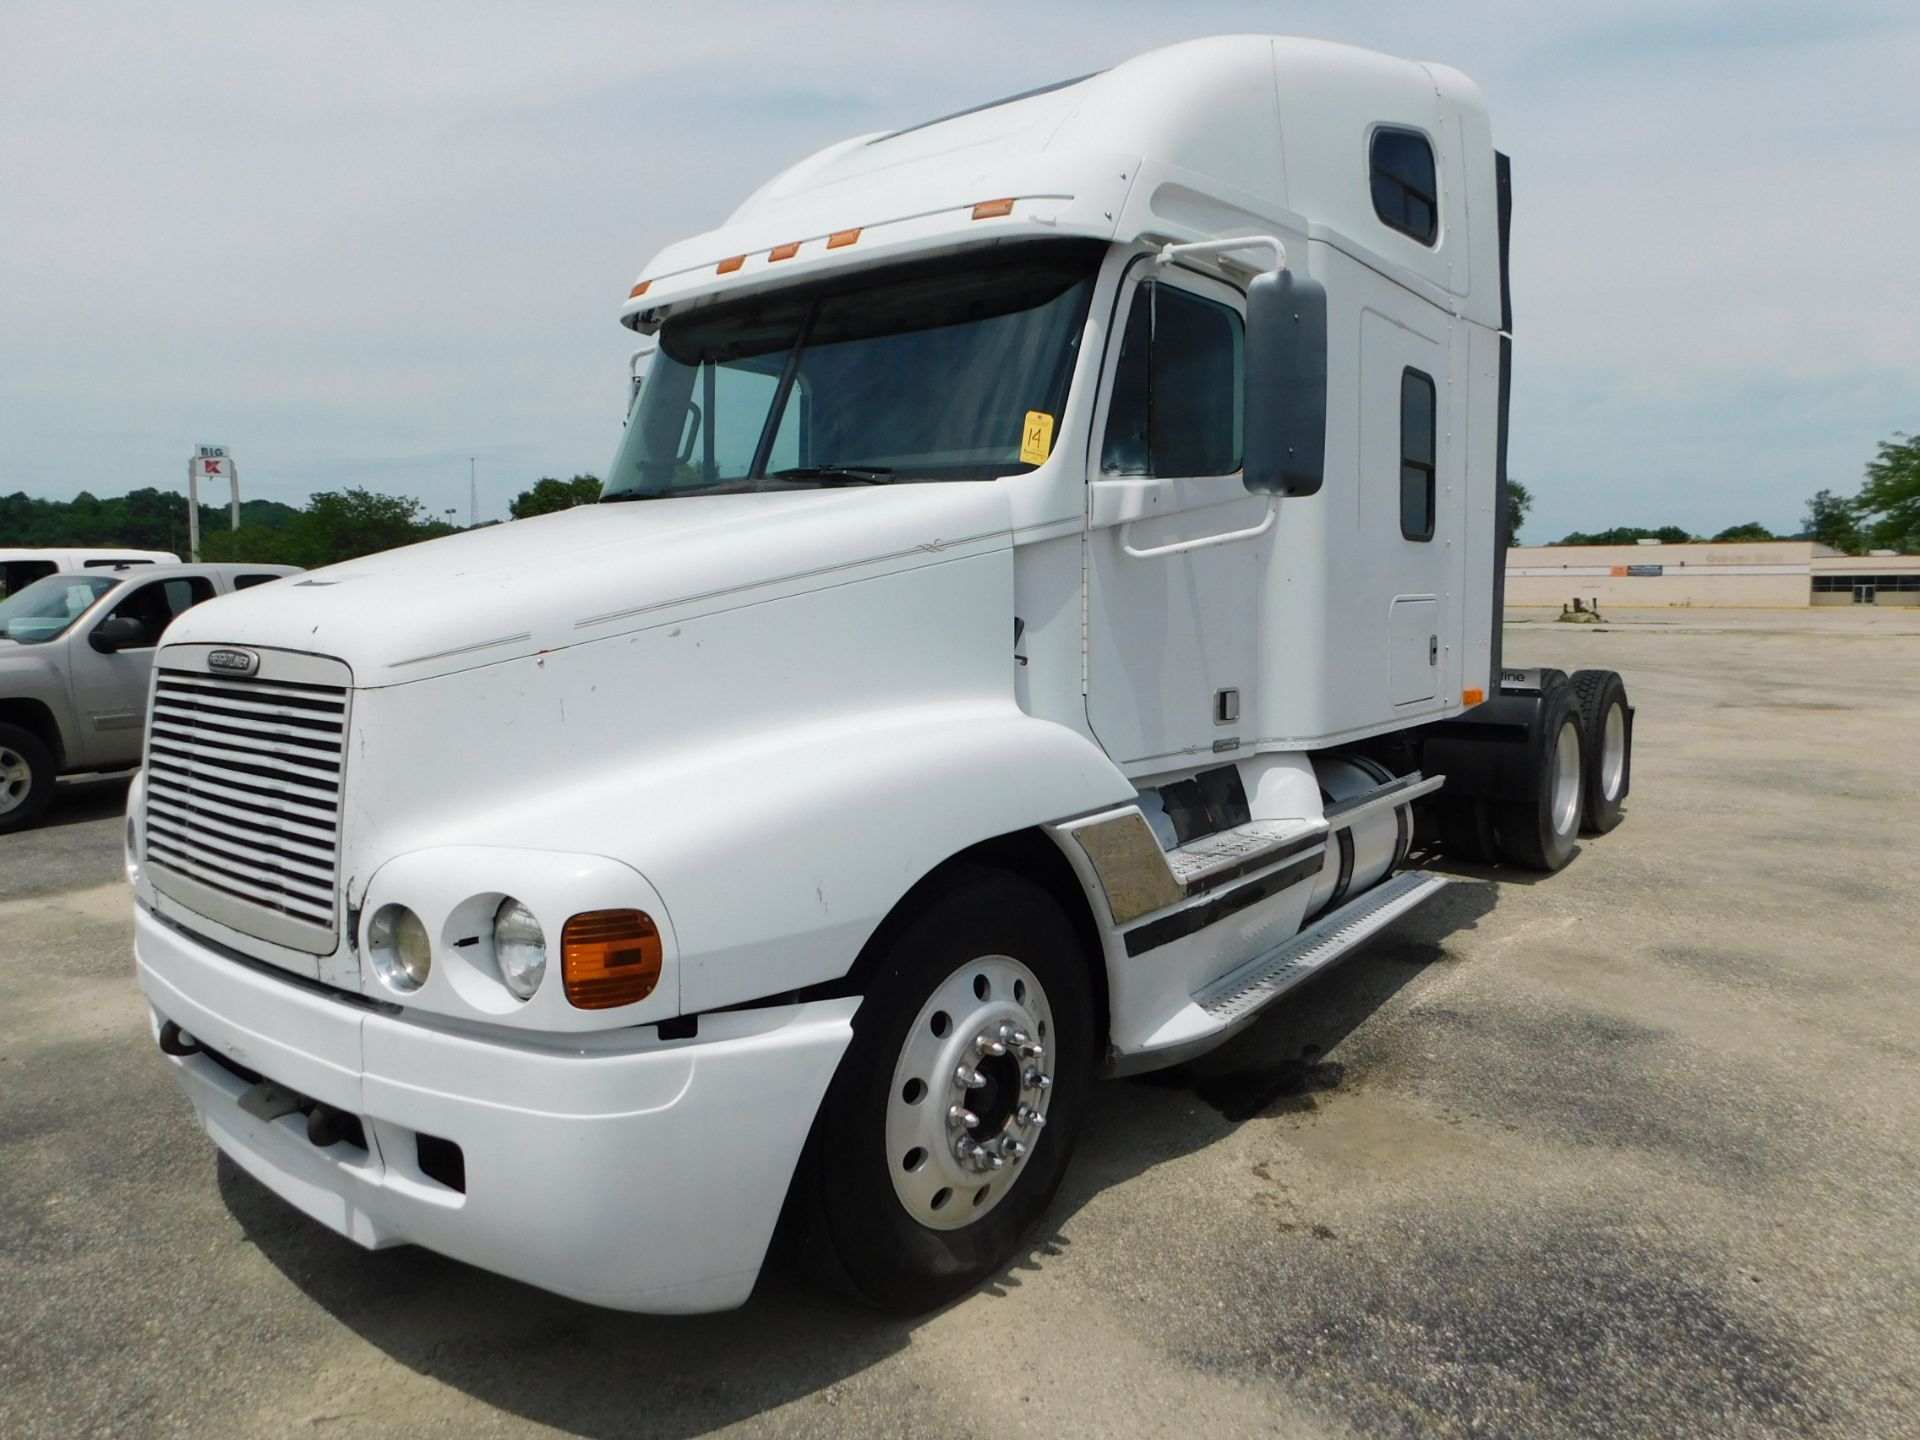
768,241,801,261
562,910,663,1009
826,227,861,248
1462,688,1486,706
971,198,1016,219
716,255,746,274
628,280,650,298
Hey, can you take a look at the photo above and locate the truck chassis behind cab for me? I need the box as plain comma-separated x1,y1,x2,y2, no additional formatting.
130,37,1633,1313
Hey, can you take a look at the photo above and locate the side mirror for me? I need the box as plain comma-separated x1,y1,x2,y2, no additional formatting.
1243,269,1328,497
90,616,148,654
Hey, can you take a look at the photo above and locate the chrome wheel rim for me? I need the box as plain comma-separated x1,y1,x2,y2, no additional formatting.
1600,701,1627,800
0,746,31,816
886,954,1055,1231
1550,718,1582,837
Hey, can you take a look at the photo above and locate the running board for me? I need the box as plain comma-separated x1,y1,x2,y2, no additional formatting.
1105,870,1452,1076
1196,870,1450,1024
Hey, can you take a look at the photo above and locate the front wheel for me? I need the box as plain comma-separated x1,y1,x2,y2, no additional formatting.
0,724,56,834
787,866,1094,1313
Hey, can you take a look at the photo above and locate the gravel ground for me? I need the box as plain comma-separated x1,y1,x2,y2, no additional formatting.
2,609,1916,1439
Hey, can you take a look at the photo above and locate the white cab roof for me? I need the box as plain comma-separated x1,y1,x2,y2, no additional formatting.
622,36,1498,332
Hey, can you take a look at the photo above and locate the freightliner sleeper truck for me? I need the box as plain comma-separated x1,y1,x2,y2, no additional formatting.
129,37,1634,1314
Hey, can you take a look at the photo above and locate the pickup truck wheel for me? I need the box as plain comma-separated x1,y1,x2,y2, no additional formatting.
789,866,1093,1313
0,725,56,834
1492,685,1584,872
1569,668,1631,834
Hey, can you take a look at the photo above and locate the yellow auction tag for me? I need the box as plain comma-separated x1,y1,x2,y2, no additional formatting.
1020,410,1055,466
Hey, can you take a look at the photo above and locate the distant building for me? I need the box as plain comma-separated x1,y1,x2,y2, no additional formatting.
1506,541,1920,608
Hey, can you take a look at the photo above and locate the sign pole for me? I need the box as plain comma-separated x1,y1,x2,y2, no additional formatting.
187,457,201,562
229,460,240,531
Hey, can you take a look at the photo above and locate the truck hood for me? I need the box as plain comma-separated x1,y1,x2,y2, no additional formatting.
163,485,1015,686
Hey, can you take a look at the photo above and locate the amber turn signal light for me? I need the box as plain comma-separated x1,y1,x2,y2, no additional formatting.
971,197,1015,219
768,241,800,261
826,227,861,248
1462,688,1486,706
562,910,663,1009
628,280,650,298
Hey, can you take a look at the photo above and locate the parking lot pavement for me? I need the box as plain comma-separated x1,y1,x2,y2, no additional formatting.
3,611,1917,1439
0,772,132,902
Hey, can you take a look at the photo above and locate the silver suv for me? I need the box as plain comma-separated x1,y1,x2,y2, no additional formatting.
0,562,300,831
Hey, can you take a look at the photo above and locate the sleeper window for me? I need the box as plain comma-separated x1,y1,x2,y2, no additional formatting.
1400,369,1436,542
1371,128,1438,246
1100,283,1244,477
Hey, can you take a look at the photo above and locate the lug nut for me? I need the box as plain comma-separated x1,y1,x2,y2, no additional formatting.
1005,1139,1027,1160
956,1065,984,1088
1025,1069,1051,1090
949,1104,979,1129
978,1037,1007,1057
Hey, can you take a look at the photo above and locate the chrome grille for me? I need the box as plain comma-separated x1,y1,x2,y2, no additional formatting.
144,665,348,945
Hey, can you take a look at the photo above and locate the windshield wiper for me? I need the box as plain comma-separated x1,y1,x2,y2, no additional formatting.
766,465,895,486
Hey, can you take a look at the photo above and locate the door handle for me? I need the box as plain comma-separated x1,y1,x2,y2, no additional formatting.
1429,635,1438,666
1119,507,1275,559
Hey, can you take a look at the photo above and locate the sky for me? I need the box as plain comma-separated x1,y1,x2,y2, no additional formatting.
2,1,1916,543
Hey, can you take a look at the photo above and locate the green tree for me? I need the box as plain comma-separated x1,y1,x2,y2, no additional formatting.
1709,521,1776,543
1857,432,1920,554
510,474,602,520
199,526,303,564
1506,479,1531,542
277,488,449,568
1555,525,1695,546
1802,488,1864,554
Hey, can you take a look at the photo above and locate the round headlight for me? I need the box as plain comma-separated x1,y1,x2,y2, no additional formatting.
493,897,546,1000
369,905,432,992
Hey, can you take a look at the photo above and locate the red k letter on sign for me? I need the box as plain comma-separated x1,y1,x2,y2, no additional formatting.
203,460,222,475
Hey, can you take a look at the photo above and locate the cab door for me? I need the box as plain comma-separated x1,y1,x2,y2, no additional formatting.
66,575,215,766
1085,269,1265,774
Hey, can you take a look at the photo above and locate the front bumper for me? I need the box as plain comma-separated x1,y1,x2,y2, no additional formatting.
134,903,855,1313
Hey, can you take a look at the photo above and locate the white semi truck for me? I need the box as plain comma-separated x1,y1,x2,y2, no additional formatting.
128,36,1633,1314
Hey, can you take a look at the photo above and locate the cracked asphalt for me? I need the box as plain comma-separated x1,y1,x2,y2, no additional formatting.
3,609,1917,1438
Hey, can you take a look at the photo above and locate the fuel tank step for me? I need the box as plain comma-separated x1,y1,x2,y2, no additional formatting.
1194,869,1451,1024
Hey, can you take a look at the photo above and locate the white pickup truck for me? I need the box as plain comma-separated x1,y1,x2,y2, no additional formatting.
128,37,1632,1314
0,562,297,831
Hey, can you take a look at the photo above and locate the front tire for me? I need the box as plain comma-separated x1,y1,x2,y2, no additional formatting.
788,866,1094,1313
0,724,56,834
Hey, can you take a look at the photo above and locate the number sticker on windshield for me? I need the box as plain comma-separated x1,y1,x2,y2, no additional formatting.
1020,411,1055,466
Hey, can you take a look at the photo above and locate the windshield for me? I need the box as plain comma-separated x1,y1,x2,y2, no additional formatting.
603,240,1103,498
0,573,117,644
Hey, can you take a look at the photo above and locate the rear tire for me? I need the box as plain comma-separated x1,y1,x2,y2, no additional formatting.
787,866,1094,1313
1492,685,1584,872
1569,669,1631,834
0,724,56,834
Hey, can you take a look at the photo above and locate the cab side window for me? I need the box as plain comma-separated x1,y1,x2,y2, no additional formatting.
1101,282,1244,478
232,573,283,591
104,577,216,647
1400,369,1437,541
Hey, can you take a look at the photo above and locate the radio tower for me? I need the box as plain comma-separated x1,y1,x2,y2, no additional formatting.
468,457,476,528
